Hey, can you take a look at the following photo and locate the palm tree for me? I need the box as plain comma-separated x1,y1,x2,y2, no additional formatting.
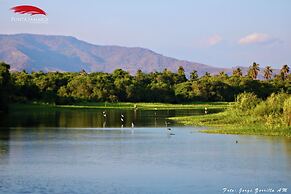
204,72,211,77
190,70,198,81
263,66,273,80
247,62,260,80
219,71,226,76
232,68,243,77
280,64,290,80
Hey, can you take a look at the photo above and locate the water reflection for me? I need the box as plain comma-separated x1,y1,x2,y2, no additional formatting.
283,138,291,171
0,108,213,128
0,129,9,161
0,126,290,194
0,109,290,194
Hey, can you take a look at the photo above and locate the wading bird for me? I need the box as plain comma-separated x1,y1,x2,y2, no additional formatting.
121,114,125,128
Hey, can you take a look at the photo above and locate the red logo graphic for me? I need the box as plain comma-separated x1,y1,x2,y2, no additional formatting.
11,5,47,16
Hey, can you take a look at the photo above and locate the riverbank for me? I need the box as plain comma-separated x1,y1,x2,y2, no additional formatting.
8,102,229,111
170,93,291,137
170,111,291,137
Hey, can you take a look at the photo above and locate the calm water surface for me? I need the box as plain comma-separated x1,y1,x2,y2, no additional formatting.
0,109,290,194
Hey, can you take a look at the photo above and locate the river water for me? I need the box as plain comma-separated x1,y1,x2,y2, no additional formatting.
0,108,290,194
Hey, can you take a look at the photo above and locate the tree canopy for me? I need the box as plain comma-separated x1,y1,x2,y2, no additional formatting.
0,62,289,106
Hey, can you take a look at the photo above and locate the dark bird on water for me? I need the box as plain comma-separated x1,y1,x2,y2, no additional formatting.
167,128,175,135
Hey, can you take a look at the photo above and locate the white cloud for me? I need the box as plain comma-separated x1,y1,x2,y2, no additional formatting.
207,34,222,46
238,33,272,45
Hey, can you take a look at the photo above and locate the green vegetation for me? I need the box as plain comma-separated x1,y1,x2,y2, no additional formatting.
0,62,11,112
0,61,290,110
2,60,290,137
9,101,229,111
170,93,291,137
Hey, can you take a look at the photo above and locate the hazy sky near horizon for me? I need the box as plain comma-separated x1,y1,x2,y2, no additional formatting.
1,0,290,68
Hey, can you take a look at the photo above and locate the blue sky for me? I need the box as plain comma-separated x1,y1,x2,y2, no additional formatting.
1,0,290,68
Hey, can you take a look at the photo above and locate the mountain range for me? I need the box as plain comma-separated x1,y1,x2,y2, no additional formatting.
1,33,280,77
0,34,231,75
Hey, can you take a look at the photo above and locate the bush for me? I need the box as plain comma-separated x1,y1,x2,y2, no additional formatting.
234,92,261,112
253,93,289,116
283,96,291,126
265,113,285,129
253,101,269,116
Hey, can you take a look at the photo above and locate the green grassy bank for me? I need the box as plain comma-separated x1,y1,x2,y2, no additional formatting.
170,93,291,137
170,111,291,137
9,101,229,111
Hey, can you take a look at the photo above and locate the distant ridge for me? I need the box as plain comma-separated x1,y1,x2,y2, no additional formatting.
0,33,227,75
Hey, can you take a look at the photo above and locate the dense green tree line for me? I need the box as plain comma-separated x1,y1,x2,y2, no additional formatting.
0,62,290,109
0,63,11,111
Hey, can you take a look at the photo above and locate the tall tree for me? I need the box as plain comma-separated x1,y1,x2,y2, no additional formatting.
190,70,199,81
177,66,187,83
203,72,211,78
218,71,228,78
280,64,290,80
0,62,11,112
0,62,10,87
232,68,243,77
247,62,260,80
263,66,273,80
112,69,133,101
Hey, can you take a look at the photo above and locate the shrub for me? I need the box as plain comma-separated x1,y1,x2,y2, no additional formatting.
283,96,291,126
253,93,289,116
234,92,261,112
253,101,269,116
265,113,285,129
